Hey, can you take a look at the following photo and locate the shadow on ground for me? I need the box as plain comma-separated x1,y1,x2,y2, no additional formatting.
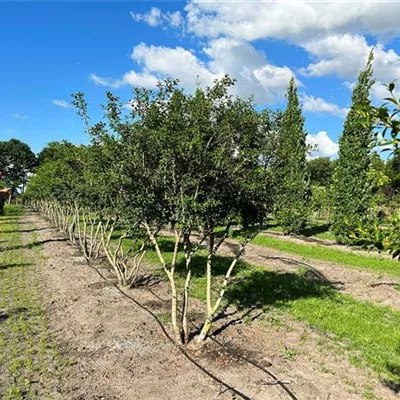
0,227,52,234
0,307,30,323
383,355,400,392
231,223,335,245
300,223,331,237
0,220,32,226
225,269,333,310
0,262,33,270
0,238,68,251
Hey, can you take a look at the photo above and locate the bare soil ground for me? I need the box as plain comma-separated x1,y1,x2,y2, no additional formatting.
17,210,399,399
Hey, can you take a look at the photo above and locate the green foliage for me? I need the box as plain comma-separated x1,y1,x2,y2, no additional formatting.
310,185,331,220
331,51,375,244
385,153,400,193
0,139,37,193
37,140,78,166
308,157,334,187
352,212,400,259
350,217,388,252
353,83,400,255
274,77,310,234
27,76,275,245
27,76,275,343
85,76,273,234
358,84,400,200
368,167,391,208
358,81,400,153
24,141,87,203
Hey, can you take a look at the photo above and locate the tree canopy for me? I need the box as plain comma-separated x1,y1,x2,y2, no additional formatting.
0,138,37,193
308,157,335,187
26,75,277,344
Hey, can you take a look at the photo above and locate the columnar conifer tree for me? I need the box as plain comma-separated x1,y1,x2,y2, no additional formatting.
331,51,375,243
274,77,310,234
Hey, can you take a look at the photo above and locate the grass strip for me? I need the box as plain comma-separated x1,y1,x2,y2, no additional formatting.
251,234,400,278
0,205,68,399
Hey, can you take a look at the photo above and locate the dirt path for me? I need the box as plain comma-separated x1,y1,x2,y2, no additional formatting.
217,238,400,311
17,209,399,400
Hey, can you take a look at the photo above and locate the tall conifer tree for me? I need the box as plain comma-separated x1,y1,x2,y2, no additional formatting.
274,77,310,234
331,51,375,243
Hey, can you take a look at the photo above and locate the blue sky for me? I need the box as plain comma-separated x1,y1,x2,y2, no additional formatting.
1,1,400,157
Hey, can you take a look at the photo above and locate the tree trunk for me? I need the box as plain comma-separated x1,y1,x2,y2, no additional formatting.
145,222,182,344
197,238,250,342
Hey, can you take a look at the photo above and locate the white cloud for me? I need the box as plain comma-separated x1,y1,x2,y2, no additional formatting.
131,7,162,27
307,131,339,159
89,40,295,104
12,113,28,120
301,34,369,78
301,34,400,83
184,1,400,42
90,74,121,88
123,103,133,111
131,7,182,28
132,2,400,97
132,43,218,90
90,71,158,89
343,81,356,91
52,100,71,109
301,95,348,118
123,71,159,87
204,38,294,102
168,11,182,28
91,44,218,92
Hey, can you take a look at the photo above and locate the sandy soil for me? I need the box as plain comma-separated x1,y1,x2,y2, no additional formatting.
23,210,399,400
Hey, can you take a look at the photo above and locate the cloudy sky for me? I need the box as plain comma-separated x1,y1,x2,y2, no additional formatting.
1,1,400,157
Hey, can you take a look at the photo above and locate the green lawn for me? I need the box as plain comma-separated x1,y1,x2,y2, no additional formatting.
251,234,400,278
